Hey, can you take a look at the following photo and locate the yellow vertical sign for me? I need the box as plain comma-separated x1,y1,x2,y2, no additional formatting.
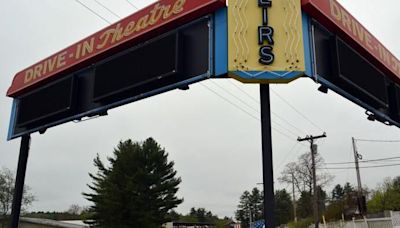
228,0,305,83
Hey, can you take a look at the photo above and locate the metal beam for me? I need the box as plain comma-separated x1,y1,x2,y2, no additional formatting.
260,84,275,227
10,134,31,228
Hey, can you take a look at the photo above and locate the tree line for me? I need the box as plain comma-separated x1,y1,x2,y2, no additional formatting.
234,150,400,227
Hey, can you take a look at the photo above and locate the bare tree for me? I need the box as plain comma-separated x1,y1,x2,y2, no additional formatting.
279,162,302,193
279,152,333,194
0,168,35,216
67,204,82,215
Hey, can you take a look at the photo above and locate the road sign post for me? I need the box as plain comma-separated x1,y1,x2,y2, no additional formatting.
260,84,275,228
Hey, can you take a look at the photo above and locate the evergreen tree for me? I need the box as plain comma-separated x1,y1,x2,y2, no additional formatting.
249,188,263,221
297,191,312,219
332,184,345,201
236,188,294,227
325,182,358,220
235,188,263,228
343,182,355,197
274,189,293,226
84,138,183,228
317,186,327,214
297,187,326,220
235,191,251,228
184,207,218,223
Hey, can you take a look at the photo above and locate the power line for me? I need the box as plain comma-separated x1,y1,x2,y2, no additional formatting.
200,83,297,141
270,88,324,132
210,80,260,113
325,156,400,165
355,139,400,143
226,80,306,135
276,142,300,169
322,163,400,169
94,0,122,19
271,114,307,136
365,160,400,164
227,80,259,104
200,83,260,120
124,0,138,9
209,81,300,137
74,0,112,24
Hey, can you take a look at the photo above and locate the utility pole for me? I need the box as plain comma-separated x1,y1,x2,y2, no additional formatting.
292,173,297,222
352,137,365,215
297,133,327,228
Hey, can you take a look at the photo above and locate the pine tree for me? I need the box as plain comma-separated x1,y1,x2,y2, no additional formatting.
235,188,264,228
236,188,294,227
83,138,183,228
274,189,293,226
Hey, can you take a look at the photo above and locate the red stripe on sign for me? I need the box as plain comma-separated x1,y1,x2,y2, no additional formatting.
7,0,226,97
302,0,400,83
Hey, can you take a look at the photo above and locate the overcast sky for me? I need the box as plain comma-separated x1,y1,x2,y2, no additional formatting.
0,0,400,218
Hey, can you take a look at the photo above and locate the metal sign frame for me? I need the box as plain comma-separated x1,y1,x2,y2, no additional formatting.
302,4,400,128
8,15,215,140
302,0,400,82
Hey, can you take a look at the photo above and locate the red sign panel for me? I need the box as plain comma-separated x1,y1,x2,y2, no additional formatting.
7,0,225,97
302,0,400,83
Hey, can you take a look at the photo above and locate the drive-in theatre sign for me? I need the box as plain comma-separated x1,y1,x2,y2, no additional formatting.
6,0,400,227
8,0,223,96
14,0,188,90
8,0,225,139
